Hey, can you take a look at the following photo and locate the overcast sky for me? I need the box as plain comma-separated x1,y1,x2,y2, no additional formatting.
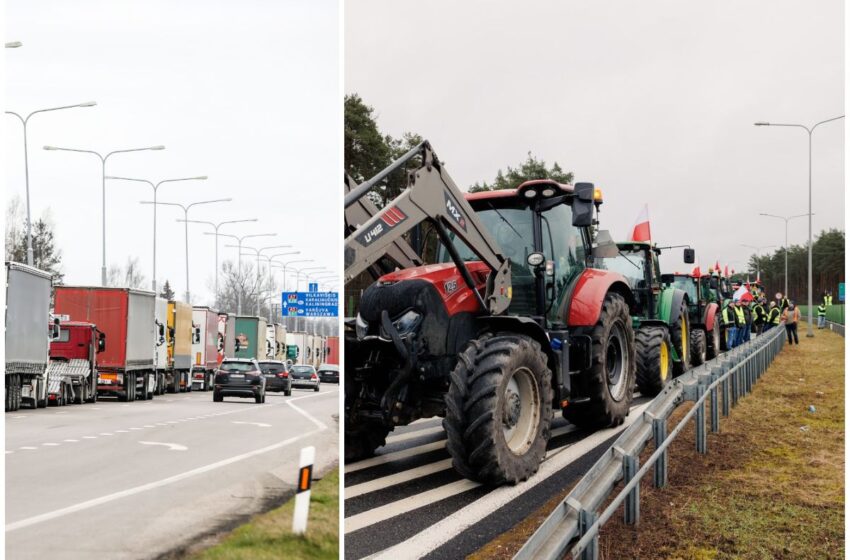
5,0,339,305
346,0,844,275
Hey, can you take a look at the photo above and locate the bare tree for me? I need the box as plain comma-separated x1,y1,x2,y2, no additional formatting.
107,256,148,289
215,259,279,317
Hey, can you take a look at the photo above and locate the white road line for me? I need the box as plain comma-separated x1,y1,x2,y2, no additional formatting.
550,424,578,439
345,479,481,534
63,439,79,443
19,447,37,451
345,441,447,474
366,401,652,559
99,433,114,436
6,429,323,533
41,443,60,447
144,425,155,428
385,426,444,444
82,436,97,440
129,428,143,431
6,451,13,454
346,458,454,499
232,421,271,428
115,430,129,433
138,441,187,452
11,415,25,419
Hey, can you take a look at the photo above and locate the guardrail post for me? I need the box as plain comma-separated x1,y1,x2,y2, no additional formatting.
695,385,707,454
730,362,739,407
710,382,719,433
653,417,667,488
623,454,639,525
721,363,730,417
578,509,599,560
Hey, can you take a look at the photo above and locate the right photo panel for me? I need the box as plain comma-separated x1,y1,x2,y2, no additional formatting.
343,2,845,560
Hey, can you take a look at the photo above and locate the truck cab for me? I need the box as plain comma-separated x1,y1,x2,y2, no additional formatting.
48,322,105,404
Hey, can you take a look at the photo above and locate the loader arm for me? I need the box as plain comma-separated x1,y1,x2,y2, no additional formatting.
344,173,423,275
344,142,512,315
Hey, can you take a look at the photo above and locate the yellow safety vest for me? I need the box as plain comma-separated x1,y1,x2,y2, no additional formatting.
722,307,736,326
734,307,745,324
817,305,827,317
768,308,781,324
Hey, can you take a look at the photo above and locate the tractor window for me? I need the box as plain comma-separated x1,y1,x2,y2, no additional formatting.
599,250,646,288
542,204,585,322
670,276,698,302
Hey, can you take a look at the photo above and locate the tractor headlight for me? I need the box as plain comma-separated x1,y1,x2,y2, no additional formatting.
392,309,422,336
355,313,368,340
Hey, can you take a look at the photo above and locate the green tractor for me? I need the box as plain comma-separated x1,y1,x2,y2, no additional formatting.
597,242,694,396
662,270,728,362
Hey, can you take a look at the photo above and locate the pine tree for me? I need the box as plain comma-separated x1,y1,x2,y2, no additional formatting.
160,280,175,300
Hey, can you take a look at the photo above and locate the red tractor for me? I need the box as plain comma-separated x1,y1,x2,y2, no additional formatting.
344,142,638,485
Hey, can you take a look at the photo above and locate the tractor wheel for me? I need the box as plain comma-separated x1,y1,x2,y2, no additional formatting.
344,378,392,463
564,292,635,429
707,317,722,359
634,326,673,397
444,334,552,485
691,329,707,366
670,303,691,376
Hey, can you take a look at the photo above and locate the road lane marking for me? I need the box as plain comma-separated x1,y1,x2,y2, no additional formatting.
82,436,97,439
138,441,188,451
144,425,155,428
130,427,143,430
6,451,14,454
6,430,322,532
345,479,481,534
19,447,37,451
11,416,25,419
365,401,652,558
232,421,271,428
41,443,60,447
63,439,78,443
99,433,113,436
346,458,454,499
115,430,128,433
345,441,447,474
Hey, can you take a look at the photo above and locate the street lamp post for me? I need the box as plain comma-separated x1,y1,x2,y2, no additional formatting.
757,213,812,297
180,219,258,303
139,198,231,303
212,232,277,314
249,251,300,321
44,143,164,284
4,101,96,266
755,115,845,336
271,258,314,292
231,245,293,315
107,175,207,292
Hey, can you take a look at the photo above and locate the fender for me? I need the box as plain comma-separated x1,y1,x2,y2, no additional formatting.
702,302,719,331
657,287,688,326
566,269,635,327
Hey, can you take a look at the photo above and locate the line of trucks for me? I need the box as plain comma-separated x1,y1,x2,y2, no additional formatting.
5,261,339,411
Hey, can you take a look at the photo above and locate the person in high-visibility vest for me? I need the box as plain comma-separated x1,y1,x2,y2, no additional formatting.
741,300,753,343
765,301,781,332
752,298,767,336
823,291,833,307
721,299,740,349
734,300,747,347
817,302,827,329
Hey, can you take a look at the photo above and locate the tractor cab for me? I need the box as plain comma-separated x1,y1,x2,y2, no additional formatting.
598,242,662,320
438,180,600,325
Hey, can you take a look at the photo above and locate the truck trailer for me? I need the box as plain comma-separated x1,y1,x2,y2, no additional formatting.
191,306,220,391
166,300,193,392
324,336,339,365
286,332,309,365
5,262,56,411
54,286,157,402
232,316,268,360
273,323,287,361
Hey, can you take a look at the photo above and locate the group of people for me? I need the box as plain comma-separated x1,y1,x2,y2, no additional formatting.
722,287,838,347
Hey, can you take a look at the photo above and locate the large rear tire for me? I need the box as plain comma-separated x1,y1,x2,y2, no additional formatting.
634,326,673,397
564,292,635,429
670,303,691,376
444,334,552,485
707,317,722,359
691,329,707,366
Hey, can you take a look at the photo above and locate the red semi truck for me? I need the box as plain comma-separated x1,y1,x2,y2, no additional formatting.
53,287,157,401
48,322,105,405
191,306,220,391
324,336,339,365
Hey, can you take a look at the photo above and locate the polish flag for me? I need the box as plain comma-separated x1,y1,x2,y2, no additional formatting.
714,261,721,273
692,264,701,277
630,204,651,242
724,265,729,277
733,284,753,302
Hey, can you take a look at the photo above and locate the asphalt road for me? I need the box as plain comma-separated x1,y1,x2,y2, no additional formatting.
5,385,339,560
344,395,651,560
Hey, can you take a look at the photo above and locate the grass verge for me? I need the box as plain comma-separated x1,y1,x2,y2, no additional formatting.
187,468,339,560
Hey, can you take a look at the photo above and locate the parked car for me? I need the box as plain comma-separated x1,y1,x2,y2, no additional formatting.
213,358,266,403
258,360,292,396
317,364,339,384
290,364,320,392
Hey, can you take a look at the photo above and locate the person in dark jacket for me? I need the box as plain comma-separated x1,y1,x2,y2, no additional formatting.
722,299,739,349
752,298,767,335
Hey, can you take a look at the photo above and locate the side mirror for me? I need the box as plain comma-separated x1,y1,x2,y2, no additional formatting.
683,248,695,264
51,318,61,341
157,323,165,338
168,327,175,341
591,230,619,259
527,252,545,269
97,332,106,353
572,183,595,227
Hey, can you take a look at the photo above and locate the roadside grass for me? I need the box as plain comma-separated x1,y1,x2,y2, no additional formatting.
188,468,339,560
599,324,844,559
473,325,844,559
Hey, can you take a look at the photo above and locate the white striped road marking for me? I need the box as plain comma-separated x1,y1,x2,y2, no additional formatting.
346,458,454,499
41,443,60,447
63,439,78,443
5,396,331,533
144,425,155,428
82,436,97,439
232,421,271,428
385,426,444,444
129,427,143,430
99,433,114,436
345,441,447,474
345,479,481,534
115,430,128,433
366,401,652,558
138,441,187,452
19,447,37,451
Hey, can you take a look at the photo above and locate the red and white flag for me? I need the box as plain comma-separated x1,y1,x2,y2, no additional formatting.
630,204,651,242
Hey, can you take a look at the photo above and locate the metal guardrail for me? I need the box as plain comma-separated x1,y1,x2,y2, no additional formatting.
826,320,845,337
515,326,786,560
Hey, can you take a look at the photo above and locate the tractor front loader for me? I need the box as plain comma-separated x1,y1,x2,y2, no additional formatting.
344,141,638,486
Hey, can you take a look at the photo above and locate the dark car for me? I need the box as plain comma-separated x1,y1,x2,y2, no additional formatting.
258,360,292,396
213,358,266,403
317,364,339,383
289,364,320,392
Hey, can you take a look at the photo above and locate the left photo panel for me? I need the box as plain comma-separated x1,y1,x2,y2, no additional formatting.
4,2,341,559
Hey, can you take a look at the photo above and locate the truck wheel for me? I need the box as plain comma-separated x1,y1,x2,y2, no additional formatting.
444,334,552,485
213,390,223,402
707,319,721,359
691,329,707,366
634,326,673,397
14,376,22,411
75,383,84,405
345,378,392,462
564,292,635,429
285,385,292,397
670,302,691,376
147,374,155,400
